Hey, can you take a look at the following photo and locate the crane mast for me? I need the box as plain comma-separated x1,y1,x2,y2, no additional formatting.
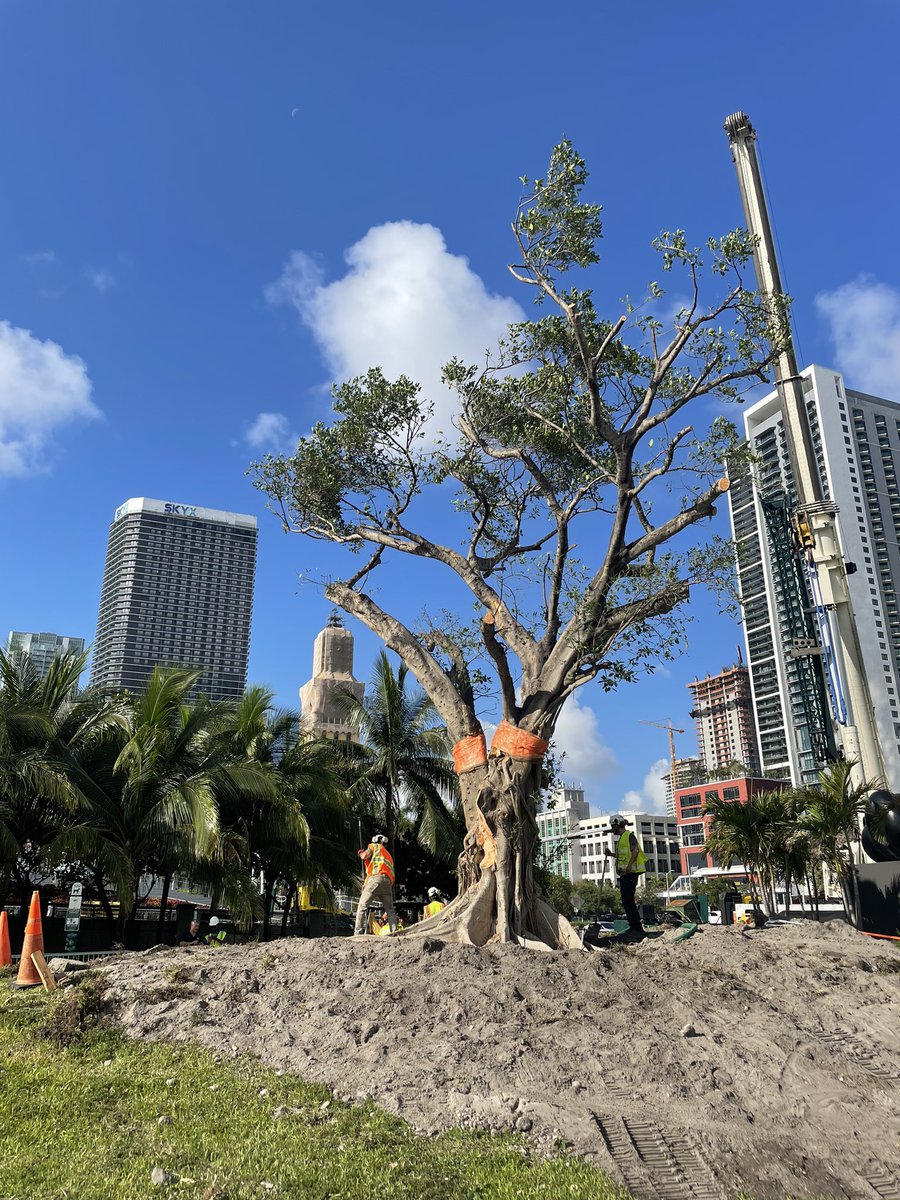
723,112,885,790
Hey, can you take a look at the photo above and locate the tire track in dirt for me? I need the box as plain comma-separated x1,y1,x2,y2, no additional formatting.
592,1113,724,1200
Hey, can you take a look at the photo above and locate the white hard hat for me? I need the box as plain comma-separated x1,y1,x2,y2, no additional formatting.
608,814,630,827
371,833,388,845
209,915,220,926
427,887,441,898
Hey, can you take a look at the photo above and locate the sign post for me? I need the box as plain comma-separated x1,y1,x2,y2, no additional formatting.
64,883,83,954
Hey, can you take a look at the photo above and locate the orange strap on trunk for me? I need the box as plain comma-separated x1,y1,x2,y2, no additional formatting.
490,720,549,761
452,733,488,775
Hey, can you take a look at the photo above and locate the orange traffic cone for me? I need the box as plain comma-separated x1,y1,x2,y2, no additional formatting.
15,891,44,988
0,911,11,968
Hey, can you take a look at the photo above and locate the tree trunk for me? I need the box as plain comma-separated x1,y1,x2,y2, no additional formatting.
385,776,394,858
94,872,116,938
262,879,275,942
400,750,580,949
156,873,172,943
280,880,294,936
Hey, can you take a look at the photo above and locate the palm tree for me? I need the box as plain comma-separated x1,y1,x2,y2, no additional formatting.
57,668,273,945
703,789,782,913
0,648,116,907
337,651,459,861
216,687,356,939
797,759,871,923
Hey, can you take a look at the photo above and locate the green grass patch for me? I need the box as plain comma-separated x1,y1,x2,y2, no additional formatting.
0,980,628,1200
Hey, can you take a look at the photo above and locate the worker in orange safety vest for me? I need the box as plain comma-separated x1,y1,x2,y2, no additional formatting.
354,833,398,936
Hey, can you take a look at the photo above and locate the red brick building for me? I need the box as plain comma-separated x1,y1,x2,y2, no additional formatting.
675,774,783,875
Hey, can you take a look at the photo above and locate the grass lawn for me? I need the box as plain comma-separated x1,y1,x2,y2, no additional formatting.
0,972,627,1200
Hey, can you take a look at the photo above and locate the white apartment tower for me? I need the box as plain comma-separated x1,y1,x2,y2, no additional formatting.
729,365,900,789
535,786,590,881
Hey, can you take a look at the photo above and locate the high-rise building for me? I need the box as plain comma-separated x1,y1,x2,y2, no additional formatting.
536,786,590,880
578,811,681,881
299,612,365,741
687,661,761,778
729,365,900,789
5,631,85,681
91,498,257,702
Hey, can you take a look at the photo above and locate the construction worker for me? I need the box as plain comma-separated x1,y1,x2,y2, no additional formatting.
604,815,647,939
423,887,445,919
354,833,397,936
204,915,229,946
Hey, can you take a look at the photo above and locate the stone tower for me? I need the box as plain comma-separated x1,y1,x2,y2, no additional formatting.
299,612,365,741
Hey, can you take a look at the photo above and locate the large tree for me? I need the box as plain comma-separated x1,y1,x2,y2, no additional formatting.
252,141,782,948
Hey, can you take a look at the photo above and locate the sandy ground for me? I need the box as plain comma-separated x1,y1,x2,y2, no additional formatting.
96,920,900,1199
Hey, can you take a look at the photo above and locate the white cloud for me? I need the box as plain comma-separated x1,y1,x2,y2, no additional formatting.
245,411,298,453
816,277,900,398
87,268,116,294
0,321,99,476
21,250,57,266
622,757,670,816
552,694,619,793
265,222,524,437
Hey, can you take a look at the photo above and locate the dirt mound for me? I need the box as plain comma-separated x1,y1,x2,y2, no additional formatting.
99,920,900,1199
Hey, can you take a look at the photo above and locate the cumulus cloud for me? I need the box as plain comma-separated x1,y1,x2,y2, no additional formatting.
265,222,524,437
552,694,619,792
622,757,670,816
87,268,117,294
816,277,900,397
0,321,99,476
245,411,298,453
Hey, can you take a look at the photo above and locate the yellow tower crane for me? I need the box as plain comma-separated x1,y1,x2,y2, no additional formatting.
640,720,684,809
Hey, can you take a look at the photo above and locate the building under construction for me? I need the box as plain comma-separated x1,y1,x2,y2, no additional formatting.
687,660,762,779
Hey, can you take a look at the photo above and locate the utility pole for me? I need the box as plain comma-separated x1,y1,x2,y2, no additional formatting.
641,719,685,807
724,111,885,790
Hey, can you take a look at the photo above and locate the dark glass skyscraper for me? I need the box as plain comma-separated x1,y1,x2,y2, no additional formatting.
91,497,257,701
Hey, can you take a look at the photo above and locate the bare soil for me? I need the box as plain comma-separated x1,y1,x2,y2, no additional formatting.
97,920,900,1199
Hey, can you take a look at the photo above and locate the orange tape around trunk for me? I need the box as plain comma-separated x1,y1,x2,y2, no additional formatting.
490,720,549,761
452,733,488,775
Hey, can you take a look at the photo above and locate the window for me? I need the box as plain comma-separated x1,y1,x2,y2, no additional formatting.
723,786,740,800
681,823,706,848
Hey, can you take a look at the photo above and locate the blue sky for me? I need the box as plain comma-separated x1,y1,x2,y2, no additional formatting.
2,2,899,813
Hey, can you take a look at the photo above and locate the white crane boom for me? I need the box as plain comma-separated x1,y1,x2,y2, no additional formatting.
724,112,884,789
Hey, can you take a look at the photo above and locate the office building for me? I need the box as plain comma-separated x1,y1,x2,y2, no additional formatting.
687,660,761,778
299,612,365,741
729,365,900,789
578,812,681,882
5,631,85,680
675,775,782,876
91,498,257,702
536,786,590,880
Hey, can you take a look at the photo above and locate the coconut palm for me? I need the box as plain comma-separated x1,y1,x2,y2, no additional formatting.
56,667,274,945
0,648,119,907
337,651,460,861
215,687,357,939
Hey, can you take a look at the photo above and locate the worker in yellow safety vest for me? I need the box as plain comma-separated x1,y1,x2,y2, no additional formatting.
423,887,445,920
603,814,647,939
354,833,398,936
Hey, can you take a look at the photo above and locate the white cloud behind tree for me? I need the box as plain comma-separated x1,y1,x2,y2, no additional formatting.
265,221,524,439
0,320,99,477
